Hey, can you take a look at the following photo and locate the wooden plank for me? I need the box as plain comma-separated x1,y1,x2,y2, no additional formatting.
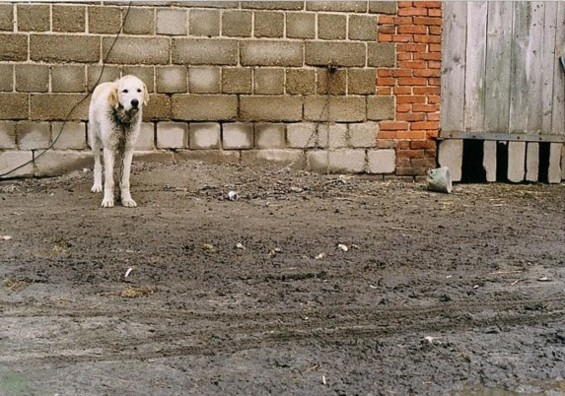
551,3,565,136
548,143,562,183
507,141,526,182
525,142,539,182
541,2,557,133
464,1,488,132
526,2,544,133
438,139,463,182
440,2,467,133
484,1,514,133
483,140,497,182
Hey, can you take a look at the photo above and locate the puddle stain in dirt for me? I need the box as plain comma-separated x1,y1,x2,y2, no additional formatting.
0,367,30,395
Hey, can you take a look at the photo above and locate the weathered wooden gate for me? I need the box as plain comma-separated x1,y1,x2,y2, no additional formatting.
439,1,565,183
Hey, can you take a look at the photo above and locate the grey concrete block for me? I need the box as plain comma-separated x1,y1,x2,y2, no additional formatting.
367,96,394,121
307,149,366,174
223,122,254,149
156,9,187,35
222,10,252,37
305,41,365,67
172,38,239,65
240,96,303,122
287,123,317,148
254,68,284,95
52,65,86,93
317,123,348,148
349,14,377,41
0,121,16,149
0,150,33,178
156,66,188,94
189,122,221,149
34,150,91,177
17,122,50,150
367,149,395,174
102,36,170,65
51,122,87,150
222,68,252,94
135,123,155,150
189,9,220,37
242,149,305,168
156,122,188,149
438,139,463,182
304,96,365,122
188,67,221,94
0,64,12,91
174,149,240,164
318,14,346,40
255,123,285,148
349,122,378,148
15,64,49,93
286,12,315,39
241,40,303,66
172,95,238,121
254,11,284,38
367,42,396,67
0,93,28,120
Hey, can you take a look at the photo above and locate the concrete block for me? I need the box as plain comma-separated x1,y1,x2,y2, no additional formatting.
254,11,284,38
88,6,121,34
189,122,221,149
0,93,28,120
367,149,395,174
0,4,13,31
305,41,365,67
242,149,305,168
223,123,253,149
31,35,99,63
562,144,565,181
287,123,317,148
438,139,463,182
17,4,49,31
525,142,539,182
349,14,377,41
240,1,303,10
156,9,187,35
369,2,397,14
368,42,396,67
254,68,284,95
349,68,377,95
0,121,16,149
307,149,366,174
135,123,155,150
222,10,252,37
286,69,316,95
133,151,175,164
317,123,348,148
255,123,286,148
0,34,27,61
317,68,346,95
30,94,89,121
241,40,303,67
53,5,85,33
240,96,303,122
0,64,12,91
16,122,50,150
507,141,526,183
306,2,367,12
188,67,221,94
222,68,252,94
286,12,315,39
172,38,239,65
103,37,169,65
87,65,120,91
0,150,34,178
156,66,188,94
349,122,378,148
318,14,346,40
34,150,92,177
51,122,87,150
156,122,188,149
52,65,86,93
368,96,394,121
172,94,237,121
123,7,154,35
304,96,365,122
143,94,172,121
483,140,497,182
548,143,562,183
174,150,240,164
189,9,220,37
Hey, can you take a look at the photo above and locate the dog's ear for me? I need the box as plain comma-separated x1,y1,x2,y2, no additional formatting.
143,82,149,106
108,82,119,109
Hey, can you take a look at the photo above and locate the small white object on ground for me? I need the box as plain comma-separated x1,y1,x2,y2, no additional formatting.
315,252,326,260
1,235,12,241
337,243,349,252
236,243,245,250
125,267,133,278
227,191,239,201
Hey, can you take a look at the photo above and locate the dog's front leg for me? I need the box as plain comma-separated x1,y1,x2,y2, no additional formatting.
101,148,115,208
120,148,137,208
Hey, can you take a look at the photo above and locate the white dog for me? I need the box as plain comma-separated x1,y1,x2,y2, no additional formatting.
88,75,148,208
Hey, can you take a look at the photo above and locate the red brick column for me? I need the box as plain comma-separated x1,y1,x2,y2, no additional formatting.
376,1,442,176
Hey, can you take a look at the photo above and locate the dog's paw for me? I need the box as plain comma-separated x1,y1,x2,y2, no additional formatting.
121,198,137,208
91,184,103,193
101,198,114,208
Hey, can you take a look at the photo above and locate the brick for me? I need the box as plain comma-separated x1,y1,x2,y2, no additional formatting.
222,68,252,94
255,123,286,148
0,64,13,92
172,38,238,65
156,122,188,149
172,95,237,121
31,35,99,63
0,150,33,178
241,41,303,66
52,65,86,93
240,96,303,122
16,122,50,150
317,68,346,95
398,7,428,17
0,121,16,149
307,149,366,174
286,69,315,95
17,4,49,31
255,11,284,38
304,96,365,122
16,65,49,92
0,93,28,120
157,9,187,35
286,12,315,39
0,34,28,61
241,149,305,168
189,9,220,37
87,66,120,91
223,122,253,149
123,7,154,35
349,122,378,148
306,42,365,67
348,68,376,95
144,94,172,121
368,43,396,67
319,14,346,40
188,67,220,94
287,123,317,148
254,68,284,95
0,4,13,31
103,37,169,65
122,66,155,93
369,2,397,14
189,122,220,149
317,123,348,148
222,10,252,37
367,149,395,173
53,5,86,33
156,66,188,94
51,122,86,150
135,123,155,150
379,120,409,131
349,14,377,41
240,2,303,10
307,2,367,13
34,150,92,178
88,6,122,34
30,94,89,121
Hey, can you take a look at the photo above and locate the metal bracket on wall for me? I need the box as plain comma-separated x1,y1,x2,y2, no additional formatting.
438,132,564,143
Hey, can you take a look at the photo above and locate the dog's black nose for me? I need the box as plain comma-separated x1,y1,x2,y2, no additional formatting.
131,99,139,108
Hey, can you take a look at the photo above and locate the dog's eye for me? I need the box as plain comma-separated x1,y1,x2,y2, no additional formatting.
122,89,128,94
137,89,142,93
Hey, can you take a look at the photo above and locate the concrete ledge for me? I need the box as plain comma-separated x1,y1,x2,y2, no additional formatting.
34,150,91,177
241,149,305,168
307,149,366,173
0,150,34,178
174,149,240,163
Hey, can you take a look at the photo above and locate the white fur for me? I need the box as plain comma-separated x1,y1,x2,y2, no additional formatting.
88,75,148,208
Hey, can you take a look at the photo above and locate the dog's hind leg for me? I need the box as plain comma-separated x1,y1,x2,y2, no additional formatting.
101,147,115,208
119,148,137,208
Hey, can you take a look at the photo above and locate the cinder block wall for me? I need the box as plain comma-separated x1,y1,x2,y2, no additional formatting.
0,1,442,178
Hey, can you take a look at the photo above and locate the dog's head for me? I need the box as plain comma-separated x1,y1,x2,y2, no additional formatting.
108,75,149,113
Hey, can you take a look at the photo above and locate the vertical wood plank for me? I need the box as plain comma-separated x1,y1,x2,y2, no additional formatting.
484,1,514,133
483,140,497,182
548,143,562,183
441,2,467,133
541,2,557,133
551,3,565,136
525,142,539,182
526,2,544,132
507,141,526,182
438,139,463,182
464,1,488,132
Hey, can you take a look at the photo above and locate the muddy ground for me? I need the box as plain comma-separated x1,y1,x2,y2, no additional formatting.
0,160,564,396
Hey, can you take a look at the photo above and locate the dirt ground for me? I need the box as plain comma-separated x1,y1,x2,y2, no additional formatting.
0,159,564,396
